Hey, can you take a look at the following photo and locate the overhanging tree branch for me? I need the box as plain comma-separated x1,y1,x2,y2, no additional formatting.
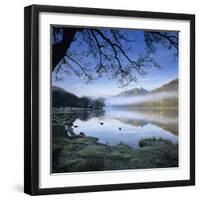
52,27,178,87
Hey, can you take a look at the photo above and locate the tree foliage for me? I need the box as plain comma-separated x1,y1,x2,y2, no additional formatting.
52,87,105,109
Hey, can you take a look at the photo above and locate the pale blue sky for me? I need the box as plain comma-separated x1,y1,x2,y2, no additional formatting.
52,28,178,98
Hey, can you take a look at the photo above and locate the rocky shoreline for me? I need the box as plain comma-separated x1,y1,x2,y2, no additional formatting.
52,125,178,173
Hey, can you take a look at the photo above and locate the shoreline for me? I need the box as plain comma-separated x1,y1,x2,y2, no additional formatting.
52,128,178,173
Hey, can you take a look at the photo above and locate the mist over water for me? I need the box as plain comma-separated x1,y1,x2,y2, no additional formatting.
71,108,178,148
105,108,178,124
105,91,177,106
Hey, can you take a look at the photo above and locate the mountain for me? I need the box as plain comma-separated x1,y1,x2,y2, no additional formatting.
150,79,178,94
52,86,105,109
112,79,178,108
142,79,178,107
52,85,69,93
52,86,80,108
115,87,149,97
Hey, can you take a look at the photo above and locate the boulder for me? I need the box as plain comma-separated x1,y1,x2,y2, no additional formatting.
80,132,85,136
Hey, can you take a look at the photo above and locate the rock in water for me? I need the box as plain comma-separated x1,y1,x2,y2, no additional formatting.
80,132,85,136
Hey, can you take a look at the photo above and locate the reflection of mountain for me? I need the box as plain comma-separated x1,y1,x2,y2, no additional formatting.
113,118,149,128
106,108,178,135
110,79,178,108
152,121,178,135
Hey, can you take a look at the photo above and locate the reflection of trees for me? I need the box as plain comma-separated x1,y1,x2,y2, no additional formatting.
76,109,105,121
52,27,178,86
53,109,105,125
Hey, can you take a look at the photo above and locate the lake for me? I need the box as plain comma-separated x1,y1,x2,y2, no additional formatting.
54,107,178,148
52,107,178,172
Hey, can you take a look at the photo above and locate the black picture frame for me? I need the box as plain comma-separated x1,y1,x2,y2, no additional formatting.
24,4,195,196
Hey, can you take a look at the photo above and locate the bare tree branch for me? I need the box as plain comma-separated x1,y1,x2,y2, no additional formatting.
65,54,93,81
52,27,178,87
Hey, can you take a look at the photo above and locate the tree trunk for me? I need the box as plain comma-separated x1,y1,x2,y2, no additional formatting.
52,28,83,72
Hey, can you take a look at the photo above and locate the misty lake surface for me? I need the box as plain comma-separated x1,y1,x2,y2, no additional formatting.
66,107,178,148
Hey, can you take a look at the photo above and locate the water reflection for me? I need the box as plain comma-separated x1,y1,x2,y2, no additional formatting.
53,107,178,148
105,107,178,135
52,107,179,172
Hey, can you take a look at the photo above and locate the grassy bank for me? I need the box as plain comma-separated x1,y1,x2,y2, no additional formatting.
52,127,178,173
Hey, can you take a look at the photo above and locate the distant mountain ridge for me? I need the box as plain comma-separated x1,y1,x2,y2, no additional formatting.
112,78,178,108
53,78,178,109
150,79,178,95
115,87,149,97
115,79,178,98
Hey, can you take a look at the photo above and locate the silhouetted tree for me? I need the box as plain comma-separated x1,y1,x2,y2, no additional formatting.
144,31,178,56
52,88,80,109
52,27,178,86
94,98,105,109
79,96,90,109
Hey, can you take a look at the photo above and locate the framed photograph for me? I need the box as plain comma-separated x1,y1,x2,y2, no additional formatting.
24,4,195,195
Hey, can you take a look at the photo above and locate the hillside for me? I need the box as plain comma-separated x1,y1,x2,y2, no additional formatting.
145,79,178,107
115,87,149,97
112,79,178,108
52,86,80,108
52,86,105,109
150,79,178,94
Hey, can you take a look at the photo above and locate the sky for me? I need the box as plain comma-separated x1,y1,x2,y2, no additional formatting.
52,28,178,98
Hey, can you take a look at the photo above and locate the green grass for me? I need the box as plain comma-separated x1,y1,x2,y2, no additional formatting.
52,135,178,173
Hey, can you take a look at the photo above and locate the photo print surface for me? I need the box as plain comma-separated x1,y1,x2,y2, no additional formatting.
51,26,179,173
